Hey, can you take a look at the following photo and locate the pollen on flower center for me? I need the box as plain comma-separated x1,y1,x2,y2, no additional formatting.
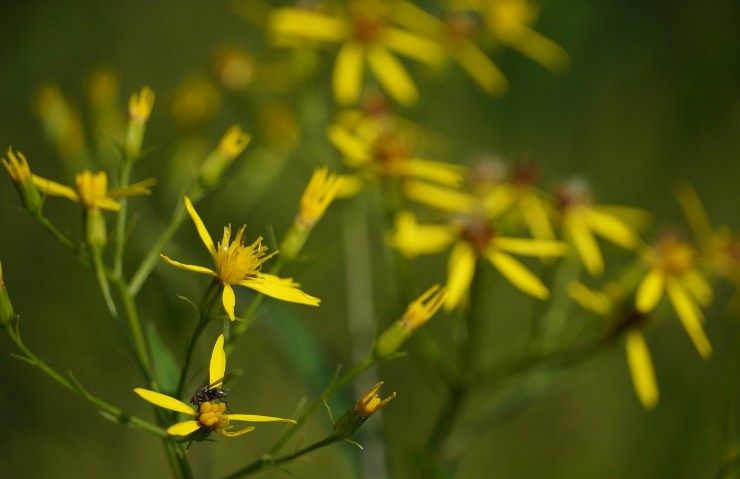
214,225,277,284
352,13,384,42
457,216,494,252
198,401,228,429
373,133,412,174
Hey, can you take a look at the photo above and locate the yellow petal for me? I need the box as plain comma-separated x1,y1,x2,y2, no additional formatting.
568,282,612,315
31,175,80,202
380,27,445,65
239,273,320,306
675,181,713,249
507,28,570,73
483,184,517,219
389,0,442,36
209,334,226,387
454,40,508,95
403,180,475,213
390,211,455,257
336,174,366,198
184,196,215,256
160,254,217,277
520,192,555,241
680,269,713,308
225,414,296,424
666,279,713,359
108,178,156,198
494,237,568,257
584,207,639,249
565,213,603,276
402,158,465,186
327,125,372,167
333,42,365,106
486,250,549,300
220,425,255,437
134,388,194,416
625,329,659,409
167,420,201,436
268,8,349,42
635,269,665,314
367,46,418,106
445,241,476,310
222,284,236,321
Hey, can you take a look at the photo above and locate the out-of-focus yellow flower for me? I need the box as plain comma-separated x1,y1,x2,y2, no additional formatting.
392,209,567,309
375,284,447,357
171,76,221,126
199,126,251,188
161,197,320,321
454,0,569,72
31,170,153,212
569,282,658,409
218,125,251,159
328,114,465,195
635,234,713,359
1,148,32,184
128,86,155,123
135,335,295,437
392,1,508,94
297,167,343,228
269,1,445,105
213,47,255,91
676,181,740,288
555,178,643,276
34,84,89,165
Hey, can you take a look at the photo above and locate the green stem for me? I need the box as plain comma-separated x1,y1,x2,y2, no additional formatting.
112,275,153,379
1,321,166,438
113,160,133,276
33,212,89,263
177,313,210,397
222,435,340,479
91,247,119,319
268,355,375,455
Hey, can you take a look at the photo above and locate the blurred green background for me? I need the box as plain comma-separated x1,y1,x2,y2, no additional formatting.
1,0,739,478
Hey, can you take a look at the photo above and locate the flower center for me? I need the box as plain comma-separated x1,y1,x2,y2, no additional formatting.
458,216,495,253
214,225,277,284
352,13,384,43
373,132,412,175
445,12,479,44
198,401,228,430
655,235,695,274
555,178,592,212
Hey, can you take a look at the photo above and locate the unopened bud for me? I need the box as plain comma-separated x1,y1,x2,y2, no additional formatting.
125,86,155,160
199,126,250,187
1,148,42,213
333,382,396,439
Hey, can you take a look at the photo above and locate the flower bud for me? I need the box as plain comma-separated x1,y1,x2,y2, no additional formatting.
333,382,396,439
374,285,447,358
199,126,251,188
1,148,43,213
125,86,155,160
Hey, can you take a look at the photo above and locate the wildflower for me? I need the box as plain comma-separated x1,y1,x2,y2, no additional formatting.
297,167,343,229
161,197,320,321
213,47,255,92
333,381,396,439
31,170,154,212
457,0,569,72
34,84,89,168
135,335,295,437
199,126,251,187
170,76,221,126
391,210,567,310
1,148,42,213
268,1,445,105
555,178,643,276
635,234,713,358
328,115,465,194
125,86,155,160
569,282,658,409
375,284,447,357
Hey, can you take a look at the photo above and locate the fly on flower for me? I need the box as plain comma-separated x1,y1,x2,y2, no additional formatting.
161,196,320,321
135,335,296,438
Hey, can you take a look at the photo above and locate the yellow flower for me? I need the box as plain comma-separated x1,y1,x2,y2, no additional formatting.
170,76,221,126
392,209,567,310
1,147,32,183
199,126,251,188
268,1,445,105
129,86,155,123
328,113,465,193
161,197,320,321
217,125,251,159
375,284,447,357
134,334,295,437
31,170,154,212
555,178,643,276
457,0,569,72
569,282,658,409
635,234,713,359
297,167,343,228
354,381,396,418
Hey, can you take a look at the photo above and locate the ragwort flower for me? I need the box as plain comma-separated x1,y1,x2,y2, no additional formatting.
635,234,713,358
161,197,320,321
392,208,567,310
269,0,445,105
135,335,295,437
